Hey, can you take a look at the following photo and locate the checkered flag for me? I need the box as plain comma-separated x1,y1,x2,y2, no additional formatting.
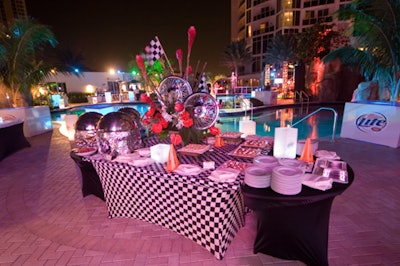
198,73,207,92
145,38,165,65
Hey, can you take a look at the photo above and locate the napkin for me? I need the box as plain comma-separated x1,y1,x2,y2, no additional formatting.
208,168,239,183
137,147,151,157
315,150,340,160
174,164,202,175
128,157,154,167
114,153,141,163
302,174,333,191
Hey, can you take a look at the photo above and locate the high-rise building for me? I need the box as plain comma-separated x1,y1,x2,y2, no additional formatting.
230,0,352,87
0,0,28,26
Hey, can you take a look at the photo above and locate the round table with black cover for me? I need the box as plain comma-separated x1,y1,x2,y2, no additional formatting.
70,151,104,201
241,166,354,266
0,120,30,161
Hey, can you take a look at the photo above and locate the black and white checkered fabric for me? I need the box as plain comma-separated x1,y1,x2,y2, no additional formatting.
145,38,164,65
89,137,250,259
198,73,207,92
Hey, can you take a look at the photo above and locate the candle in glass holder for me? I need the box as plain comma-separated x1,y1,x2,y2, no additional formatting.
239,119,256,136
273,127,298,159
150,144,170,163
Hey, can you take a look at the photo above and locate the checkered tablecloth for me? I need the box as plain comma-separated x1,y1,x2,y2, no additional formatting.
88,138,253,260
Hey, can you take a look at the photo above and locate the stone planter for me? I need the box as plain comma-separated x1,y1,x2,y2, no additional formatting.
0,106,52,137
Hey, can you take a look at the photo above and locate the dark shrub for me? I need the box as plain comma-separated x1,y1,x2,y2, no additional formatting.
249,98,264,107
67,92,91,103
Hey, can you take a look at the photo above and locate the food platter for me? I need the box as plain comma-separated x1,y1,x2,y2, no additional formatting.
220,131,243,145
229,146,261,159
220,131,242,138
73,147,97,157
241,139,268,148
178,144,211,156
219,160,251,173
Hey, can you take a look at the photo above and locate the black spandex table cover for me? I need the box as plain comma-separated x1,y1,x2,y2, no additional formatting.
0,120,30,161
242,166,354,266
70,151,105,201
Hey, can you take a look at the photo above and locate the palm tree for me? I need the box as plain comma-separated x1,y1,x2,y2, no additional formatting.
221,39,252,78
323,0,400,101
294,23,343,98
264,34,298,67
0,18,58,107
295,22,339,65
263,34,298,91
51,47,91,73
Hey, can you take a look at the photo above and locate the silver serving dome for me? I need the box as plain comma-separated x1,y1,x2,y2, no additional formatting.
118,107,142,126
118,107,146,137
75,112,103,131
97,111,136,132
96,112,141,156
74,112,103,148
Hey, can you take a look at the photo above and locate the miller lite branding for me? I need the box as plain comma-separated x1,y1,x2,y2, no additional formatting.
355,112,387,133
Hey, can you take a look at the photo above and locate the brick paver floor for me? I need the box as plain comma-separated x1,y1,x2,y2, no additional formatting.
1,126,399,265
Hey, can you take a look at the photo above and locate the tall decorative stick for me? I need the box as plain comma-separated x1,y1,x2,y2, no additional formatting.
193,60,200,80
176,49,183,77
155,36,175,75
136,55,161,98
192,62,207,90
186,26,196,80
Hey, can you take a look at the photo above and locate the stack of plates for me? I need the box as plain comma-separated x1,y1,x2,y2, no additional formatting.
244,166,273,188
271,166,304,195
278,158,307,172
253,155,280,169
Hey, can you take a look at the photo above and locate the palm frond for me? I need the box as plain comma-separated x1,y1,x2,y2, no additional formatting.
326,0,400,101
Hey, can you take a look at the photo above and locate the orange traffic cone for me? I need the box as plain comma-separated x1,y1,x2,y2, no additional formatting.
299,138,314,162
166,144,179,172
214,135,222,147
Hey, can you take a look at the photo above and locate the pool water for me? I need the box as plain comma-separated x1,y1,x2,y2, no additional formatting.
218,105,344,140
52,103,344,140
51,103,149,122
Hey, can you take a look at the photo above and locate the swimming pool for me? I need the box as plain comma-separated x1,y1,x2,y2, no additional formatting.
217,104,344,140
52,103,344,140
51,103,149,122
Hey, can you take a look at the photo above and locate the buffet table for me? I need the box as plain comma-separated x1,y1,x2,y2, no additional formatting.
0,119,30,161
242,166,354,266
87,139,249,260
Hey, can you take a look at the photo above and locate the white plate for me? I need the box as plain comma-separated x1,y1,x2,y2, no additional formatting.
208,168,240,183
137,147,151,157
117,152,140,160
128,157,155,167
174,164,203,176
74,147,97,157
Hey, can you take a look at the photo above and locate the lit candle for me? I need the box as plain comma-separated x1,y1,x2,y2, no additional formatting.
239,117,256,136
150,144,170,163
273,127,298,159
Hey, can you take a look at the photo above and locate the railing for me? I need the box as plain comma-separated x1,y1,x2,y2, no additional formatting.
241,97,254,119
294,90,310,103
233,95,254,119
291,107,338,142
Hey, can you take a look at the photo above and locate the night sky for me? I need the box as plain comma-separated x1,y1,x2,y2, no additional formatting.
26,0,232,75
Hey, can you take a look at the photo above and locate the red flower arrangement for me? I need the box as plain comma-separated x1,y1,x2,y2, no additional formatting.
141,93,195,141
